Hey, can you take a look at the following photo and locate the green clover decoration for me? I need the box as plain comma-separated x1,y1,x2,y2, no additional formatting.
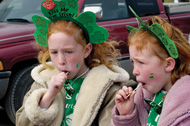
32,0,109,47
126,6,179,59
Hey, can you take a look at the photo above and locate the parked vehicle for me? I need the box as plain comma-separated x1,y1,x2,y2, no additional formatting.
0,0,189,124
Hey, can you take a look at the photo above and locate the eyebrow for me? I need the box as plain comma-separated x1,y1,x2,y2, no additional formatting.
49,47,74,50
130,57,144,62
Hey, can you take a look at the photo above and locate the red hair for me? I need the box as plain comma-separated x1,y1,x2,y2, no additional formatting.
37,19,120,70
128,16,190,84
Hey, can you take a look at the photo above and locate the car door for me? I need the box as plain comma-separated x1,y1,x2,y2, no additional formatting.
80,0,166,55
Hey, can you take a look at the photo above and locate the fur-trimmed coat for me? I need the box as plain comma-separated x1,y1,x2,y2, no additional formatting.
16,63,133,126
112,75,190,126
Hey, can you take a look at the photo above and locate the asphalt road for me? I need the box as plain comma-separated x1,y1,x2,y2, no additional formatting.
0,106,14,126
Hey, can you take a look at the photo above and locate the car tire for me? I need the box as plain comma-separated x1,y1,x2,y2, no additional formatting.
4,66,34,124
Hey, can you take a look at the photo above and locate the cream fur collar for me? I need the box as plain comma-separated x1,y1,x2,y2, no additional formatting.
31,62,129,87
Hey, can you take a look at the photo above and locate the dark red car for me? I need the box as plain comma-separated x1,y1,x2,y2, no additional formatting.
0,0,189,124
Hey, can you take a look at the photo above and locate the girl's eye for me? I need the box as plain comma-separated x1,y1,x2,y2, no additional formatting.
138,61,144,64
50,51,57,54
65,51,72,53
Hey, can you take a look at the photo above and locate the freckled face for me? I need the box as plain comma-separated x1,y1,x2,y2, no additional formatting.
129,45,171,93
48,32,89,79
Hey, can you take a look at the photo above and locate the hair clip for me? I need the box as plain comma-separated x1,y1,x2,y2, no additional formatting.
126,6,179,59
64,80,75,96
144,98,163,114
32,0,109,47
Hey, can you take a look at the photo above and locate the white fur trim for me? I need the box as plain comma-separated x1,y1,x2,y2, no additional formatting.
31,62,59,86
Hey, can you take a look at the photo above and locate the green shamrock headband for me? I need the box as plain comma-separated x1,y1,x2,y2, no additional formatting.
32,0,109,47
126,6,179,59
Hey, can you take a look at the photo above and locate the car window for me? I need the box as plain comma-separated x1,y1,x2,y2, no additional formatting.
81,0,160,21
0,0,43,22
82,0,129,21
127,0,160,17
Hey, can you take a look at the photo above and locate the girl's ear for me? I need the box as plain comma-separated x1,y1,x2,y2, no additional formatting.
84,43,92,58
165,57,176,72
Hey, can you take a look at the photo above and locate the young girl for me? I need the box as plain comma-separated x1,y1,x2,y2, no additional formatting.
112,7,190,126
16,0,130,126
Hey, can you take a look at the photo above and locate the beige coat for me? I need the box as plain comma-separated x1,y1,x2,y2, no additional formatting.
16,63,131,126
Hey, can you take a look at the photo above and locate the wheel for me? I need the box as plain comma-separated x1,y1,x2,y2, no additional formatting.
4,66,34,124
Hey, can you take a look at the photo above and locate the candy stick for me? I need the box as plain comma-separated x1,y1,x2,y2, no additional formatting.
66,72,69,75
126,83,142,98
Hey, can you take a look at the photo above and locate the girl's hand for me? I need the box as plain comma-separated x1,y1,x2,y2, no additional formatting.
39,72,68,108
48,72,68,96
115,86,136,115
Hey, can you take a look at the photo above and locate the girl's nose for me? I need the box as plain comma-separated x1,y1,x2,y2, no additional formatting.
58,53,66,65
133,65,139,76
